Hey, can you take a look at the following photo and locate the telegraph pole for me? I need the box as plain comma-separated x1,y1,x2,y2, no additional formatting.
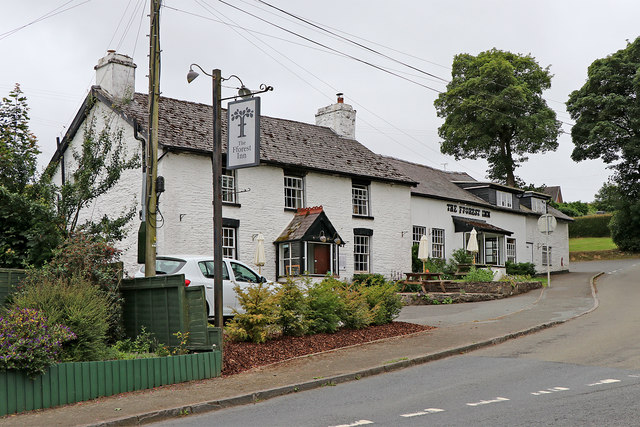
145,0,161,276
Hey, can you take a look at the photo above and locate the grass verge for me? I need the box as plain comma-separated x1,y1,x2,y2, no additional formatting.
569,237,616,252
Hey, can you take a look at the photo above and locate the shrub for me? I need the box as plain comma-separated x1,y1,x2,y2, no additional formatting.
505,261,536,276
0,307,76,378
225,282,277,343
22,232,125,343
305,278,344,334
362,283,403,325
463,267,495,282
451,248,474,265
274,278,310,337
411,244,421,273
352,273,387,287
569,214,613,238
111,326,158,359
336,285,372,330
10,275,113,361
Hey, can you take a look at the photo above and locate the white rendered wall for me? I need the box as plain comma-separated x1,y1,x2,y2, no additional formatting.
153,155,412,281
409,196,569,273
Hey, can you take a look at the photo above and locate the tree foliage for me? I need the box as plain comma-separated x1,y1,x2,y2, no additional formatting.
434,49,561,186
592,180,622,213
0,84,40,194
0,186,62,268
566,37,640,250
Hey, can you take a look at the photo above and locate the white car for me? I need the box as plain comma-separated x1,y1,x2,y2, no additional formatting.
135,255,271,317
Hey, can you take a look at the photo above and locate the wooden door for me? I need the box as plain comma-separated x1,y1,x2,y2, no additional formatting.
314,244,331,274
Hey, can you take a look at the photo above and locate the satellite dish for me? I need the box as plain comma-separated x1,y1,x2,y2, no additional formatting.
537,214,557,234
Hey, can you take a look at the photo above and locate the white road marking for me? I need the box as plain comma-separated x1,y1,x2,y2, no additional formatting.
329,420,374,427
628,374,640,378
531,387,569,396
587,379,621,387
466,397,510,407
400,408,445,417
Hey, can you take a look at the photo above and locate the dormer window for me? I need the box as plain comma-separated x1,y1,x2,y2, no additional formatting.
497,191,513,208
532,198,546,214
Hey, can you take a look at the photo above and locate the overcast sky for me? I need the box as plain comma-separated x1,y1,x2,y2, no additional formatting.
2,0,638,202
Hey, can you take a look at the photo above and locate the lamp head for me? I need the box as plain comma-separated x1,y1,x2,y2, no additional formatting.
186,69,199,83
238,85,252,98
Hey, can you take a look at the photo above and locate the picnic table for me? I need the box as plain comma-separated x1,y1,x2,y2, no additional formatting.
401,272,457,293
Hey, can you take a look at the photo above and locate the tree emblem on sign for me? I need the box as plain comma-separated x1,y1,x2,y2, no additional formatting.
230,106,254,138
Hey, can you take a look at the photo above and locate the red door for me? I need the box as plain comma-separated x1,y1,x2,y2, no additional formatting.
314,244,331,274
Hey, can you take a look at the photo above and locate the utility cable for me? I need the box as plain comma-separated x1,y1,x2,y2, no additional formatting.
0,0,93,41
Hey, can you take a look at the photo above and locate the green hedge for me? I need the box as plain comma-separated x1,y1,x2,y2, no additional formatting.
569,214,612,238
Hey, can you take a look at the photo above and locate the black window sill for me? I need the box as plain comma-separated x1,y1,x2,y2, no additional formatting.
352,215,374,220
284,207,299,212
223,202,241,208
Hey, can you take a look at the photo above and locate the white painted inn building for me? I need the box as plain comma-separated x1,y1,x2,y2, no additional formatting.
50,52,572,280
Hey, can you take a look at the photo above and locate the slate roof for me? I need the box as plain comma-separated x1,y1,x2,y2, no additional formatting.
384,156,490,207
103,89,414,185
542,186,564,203
275,207,342,243
452,216,513,235
385,156,573,222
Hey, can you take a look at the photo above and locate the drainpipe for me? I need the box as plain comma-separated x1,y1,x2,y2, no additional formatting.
56,137,65,185
133,119,147,221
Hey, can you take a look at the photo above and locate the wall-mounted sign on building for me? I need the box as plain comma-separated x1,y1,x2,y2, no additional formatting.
227,97,260,170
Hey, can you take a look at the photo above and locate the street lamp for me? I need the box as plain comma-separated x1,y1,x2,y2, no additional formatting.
186,64,272,328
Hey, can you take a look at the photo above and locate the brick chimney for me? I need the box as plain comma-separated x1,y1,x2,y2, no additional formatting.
315,93,356,139
94,50,136,100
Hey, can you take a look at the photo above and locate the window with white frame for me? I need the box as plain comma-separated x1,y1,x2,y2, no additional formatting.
222,227,237,259
497,190,513,208
221,168,236,203
431,228,445,259
412,225,426,246
532,198,546,214
279,242,302,276
542,245,552,266
485,237,499,265
353,235,370,272
506,238,516,263
284,175,304,209
352,184,370,216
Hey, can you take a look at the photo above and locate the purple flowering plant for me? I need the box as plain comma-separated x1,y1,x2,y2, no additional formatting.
0,307,76,378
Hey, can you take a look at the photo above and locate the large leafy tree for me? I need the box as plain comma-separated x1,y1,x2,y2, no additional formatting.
0,84,40,194
434,49,561,187
566,37,640,251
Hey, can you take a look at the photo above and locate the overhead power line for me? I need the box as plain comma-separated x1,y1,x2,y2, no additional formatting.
216,0,443,94
0,0,93,41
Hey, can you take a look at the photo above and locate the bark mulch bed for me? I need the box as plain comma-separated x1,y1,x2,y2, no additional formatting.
222,321,434,376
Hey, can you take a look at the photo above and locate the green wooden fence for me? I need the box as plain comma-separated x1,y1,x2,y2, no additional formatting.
0,351,222,416
0,268,27,306
120,275,222,351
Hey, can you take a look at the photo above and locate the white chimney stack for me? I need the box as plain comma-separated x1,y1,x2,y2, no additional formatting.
94,50,136,100
315,93,356,139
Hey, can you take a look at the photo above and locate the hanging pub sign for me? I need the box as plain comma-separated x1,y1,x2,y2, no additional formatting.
226,97,260,170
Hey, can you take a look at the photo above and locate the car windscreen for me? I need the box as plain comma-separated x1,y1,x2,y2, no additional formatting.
140,259,186,275
230,262,261,283
198,261,230,280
